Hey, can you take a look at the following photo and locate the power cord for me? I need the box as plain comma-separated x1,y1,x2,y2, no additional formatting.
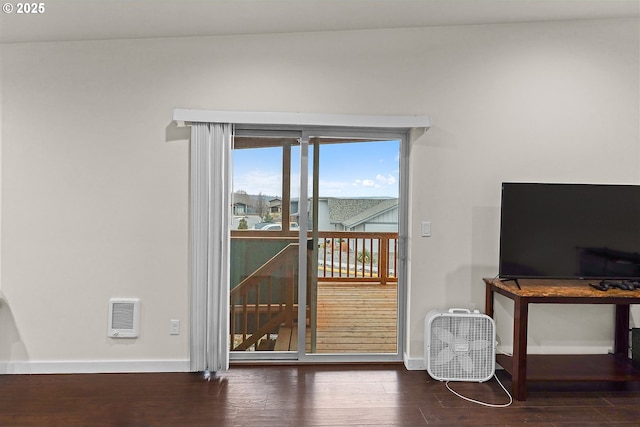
442,274,512,406
496,348,513,357
445,374,513,407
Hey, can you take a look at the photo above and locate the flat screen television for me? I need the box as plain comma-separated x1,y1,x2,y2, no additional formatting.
499,182,640,280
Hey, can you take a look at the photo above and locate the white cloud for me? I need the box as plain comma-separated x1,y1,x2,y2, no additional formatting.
233,169,282,196
317,179,351,194
353,175,397,190
236,171,399,198
376,174,396,186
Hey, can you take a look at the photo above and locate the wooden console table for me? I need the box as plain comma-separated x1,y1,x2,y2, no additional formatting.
484,278,640,401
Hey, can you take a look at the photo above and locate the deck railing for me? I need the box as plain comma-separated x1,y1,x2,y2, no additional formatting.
316,231,398,285
229,243,298,351
229,231,398,351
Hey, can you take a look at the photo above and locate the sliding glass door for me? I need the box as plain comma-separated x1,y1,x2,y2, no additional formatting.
229,127,408,362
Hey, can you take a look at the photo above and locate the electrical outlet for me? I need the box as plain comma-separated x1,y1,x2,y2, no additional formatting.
170,319,180,335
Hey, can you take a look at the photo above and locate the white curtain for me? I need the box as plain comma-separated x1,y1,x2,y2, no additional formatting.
189,122,232,373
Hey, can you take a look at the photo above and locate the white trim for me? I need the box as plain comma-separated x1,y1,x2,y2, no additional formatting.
404,345,616,372
298,136,310,358
396,132,410,362
173,109,431,130
499,345,614,355
403,353,426,371
0,359,190,375
230,351,299,362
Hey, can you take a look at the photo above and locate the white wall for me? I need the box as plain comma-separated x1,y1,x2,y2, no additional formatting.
406,19,639,363
0,18,638,372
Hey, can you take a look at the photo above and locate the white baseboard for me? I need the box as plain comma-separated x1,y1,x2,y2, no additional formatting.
0,359,191,375
403,345,615,372
403,352,425,371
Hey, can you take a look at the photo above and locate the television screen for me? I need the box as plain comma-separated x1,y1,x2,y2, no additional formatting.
499,183,640,280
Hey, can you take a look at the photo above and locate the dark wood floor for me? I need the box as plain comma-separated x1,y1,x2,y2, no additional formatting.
2,364,640,426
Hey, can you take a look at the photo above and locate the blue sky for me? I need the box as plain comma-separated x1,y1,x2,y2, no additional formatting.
233,140,400,198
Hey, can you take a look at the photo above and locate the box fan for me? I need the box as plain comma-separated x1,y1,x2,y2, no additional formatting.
425,308,495,382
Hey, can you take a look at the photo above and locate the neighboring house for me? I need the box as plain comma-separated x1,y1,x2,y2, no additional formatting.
233,202,248,215
232,192,282,229
269,198,282,214
232,192,277,217
339,198,398,232
232,192,257,215
291,197,398,232
327,198,398,232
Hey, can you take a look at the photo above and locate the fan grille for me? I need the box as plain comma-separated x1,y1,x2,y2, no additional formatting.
427,312,495,382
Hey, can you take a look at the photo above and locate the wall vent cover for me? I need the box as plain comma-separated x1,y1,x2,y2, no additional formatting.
108,298,140,338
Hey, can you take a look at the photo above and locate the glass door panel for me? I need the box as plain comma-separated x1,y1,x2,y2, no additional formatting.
305,137,400,355
230,136,300,354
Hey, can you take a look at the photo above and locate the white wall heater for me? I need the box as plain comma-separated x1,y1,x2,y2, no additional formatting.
108,298,140,338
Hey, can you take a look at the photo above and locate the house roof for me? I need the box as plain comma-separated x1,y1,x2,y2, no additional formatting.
341,198,399,229
327,197,398,227
327,198,386,224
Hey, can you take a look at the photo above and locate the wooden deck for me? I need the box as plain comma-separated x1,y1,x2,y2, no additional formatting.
315,281,397,353
275,282,398,353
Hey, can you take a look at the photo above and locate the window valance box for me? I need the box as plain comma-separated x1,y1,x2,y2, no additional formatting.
172,109,431,131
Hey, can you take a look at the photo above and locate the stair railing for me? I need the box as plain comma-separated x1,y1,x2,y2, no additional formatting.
230,243,298,351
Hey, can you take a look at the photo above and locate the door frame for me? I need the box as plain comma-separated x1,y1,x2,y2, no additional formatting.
297,128,409,363
230,125,410,363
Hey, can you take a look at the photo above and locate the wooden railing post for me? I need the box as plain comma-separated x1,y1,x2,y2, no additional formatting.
379,237,389,285
285,261,294,327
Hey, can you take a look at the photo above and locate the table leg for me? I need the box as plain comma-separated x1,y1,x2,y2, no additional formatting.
614,304,630,356
512,297,529,401
485,282,494,317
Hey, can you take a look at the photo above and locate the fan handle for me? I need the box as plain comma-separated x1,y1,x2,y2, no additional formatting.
448,308,480,314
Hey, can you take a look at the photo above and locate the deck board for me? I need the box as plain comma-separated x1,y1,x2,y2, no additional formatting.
313,282,397,353
245,282,398,353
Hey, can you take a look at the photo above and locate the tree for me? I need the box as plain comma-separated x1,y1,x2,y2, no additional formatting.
238,217,248,230
357,248,372,264
256,192,268,218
